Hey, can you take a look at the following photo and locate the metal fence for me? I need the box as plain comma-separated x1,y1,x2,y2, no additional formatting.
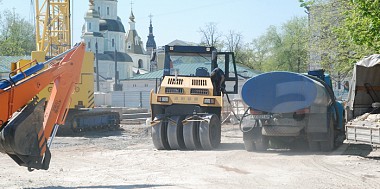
111,91,151,109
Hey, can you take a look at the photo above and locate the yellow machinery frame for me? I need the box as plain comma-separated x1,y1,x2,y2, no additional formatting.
35,0,71,56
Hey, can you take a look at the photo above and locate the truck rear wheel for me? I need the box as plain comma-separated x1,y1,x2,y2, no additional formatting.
308,140,320,151
243,140,255,152
320,117,335,152
152,119,171,150
243,126,255,151
254,126,269,151
243,126,268,151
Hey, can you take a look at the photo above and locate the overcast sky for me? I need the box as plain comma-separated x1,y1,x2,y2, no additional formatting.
0,0,307,47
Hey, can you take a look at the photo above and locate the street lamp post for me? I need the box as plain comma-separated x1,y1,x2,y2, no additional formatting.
95,37,122,92
95,41,100,91
113,39,122,91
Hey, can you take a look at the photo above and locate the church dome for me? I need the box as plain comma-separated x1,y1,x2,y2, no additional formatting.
99,19,126,33
85,3,100,18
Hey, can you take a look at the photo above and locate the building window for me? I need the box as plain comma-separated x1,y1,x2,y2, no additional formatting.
88,42,91,50
145,84,148,87
138,59,143,68
107,7,110,15
98,7,100,14
112,39,115,47
133,84,136,87
88,23,91,30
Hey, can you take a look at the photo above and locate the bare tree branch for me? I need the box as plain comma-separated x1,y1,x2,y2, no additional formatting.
198,22,222,48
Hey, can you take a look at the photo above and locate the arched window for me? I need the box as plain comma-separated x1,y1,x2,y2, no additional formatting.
88,42,91,50
138,59,143,68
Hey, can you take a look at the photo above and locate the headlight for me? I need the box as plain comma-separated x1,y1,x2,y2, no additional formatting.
157,96,169,102
203,98,215,104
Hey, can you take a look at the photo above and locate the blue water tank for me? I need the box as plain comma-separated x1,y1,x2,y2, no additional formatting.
241,71,331,113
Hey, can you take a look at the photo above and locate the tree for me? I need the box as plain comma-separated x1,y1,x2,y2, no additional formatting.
224,30,245,64
298,0,354,86
281,16,309,73
336,0,380,57
0,10,35,56
224,30,243,52
248,17,309,73
248,35,271,71
198,22,223,49
299,0,377,83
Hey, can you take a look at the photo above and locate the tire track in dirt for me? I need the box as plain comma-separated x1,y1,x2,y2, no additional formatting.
309,155,380,188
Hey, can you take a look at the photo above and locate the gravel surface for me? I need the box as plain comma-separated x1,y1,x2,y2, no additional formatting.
1,124,380,189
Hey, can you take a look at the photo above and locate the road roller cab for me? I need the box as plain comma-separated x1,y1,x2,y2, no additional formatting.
150,45,238,150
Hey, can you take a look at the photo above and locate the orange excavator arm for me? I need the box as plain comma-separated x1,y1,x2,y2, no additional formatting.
0,43,85,171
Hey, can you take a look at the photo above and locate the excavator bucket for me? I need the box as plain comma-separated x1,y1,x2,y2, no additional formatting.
0,98,51,171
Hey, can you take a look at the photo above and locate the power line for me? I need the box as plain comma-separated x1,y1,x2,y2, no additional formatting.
153,0,240,18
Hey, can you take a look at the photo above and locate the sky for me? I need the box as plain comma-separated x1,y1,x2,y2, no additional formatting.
0,0,307,47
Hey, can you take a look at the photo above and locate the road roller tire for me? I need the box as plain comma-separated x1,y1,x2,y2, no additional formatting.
152,120,171,150
183,120,201,150
199,114,221,150
167,116,186,150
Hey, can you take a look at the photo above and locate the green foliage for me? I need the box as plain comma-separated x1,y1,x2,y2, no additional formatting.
301,0,380,82
338,0,380,53
247,17,309,73
299,0,315,10
0,10,35,56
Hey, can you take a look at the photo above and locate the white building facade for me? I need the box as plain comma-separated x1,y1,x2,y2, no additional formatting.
81,0,133,91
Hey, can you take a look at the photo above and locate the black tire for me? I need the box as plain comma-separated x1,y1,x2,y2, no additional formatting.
307,136,320,152
243,126,268,152
243,125,255,152
167,116,186,150
152,120,171,150
183,121,202,150
320,116,335,152
199,114,221,150
255,136,269,151
253,127,268,151
243,140,255,152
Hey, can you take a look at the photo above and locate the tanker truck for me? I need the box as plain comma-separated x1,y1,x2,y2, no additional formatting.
240,70,344,152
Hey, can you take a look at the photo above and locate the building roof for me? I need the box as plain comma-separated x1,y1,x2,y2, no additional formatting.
99,18,125,33
85,4,100,18
235,64,262,78
82,31,104,37
146,18,156,50
126,30,145,54
0,56,31,73
127,63,261,80
167,40,197,46
97,51,133,62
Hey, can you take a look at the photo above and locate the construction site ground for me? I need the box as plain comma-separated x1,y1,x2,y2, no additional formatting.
1,124,380,189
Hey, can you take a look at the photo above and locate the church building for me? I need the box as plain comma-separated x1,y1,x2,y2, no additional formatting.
81,0,156,91
125,10,150,75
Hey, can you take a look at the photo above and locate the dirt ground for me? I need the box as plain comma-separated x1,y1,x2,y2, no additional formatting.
1,124,380,189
